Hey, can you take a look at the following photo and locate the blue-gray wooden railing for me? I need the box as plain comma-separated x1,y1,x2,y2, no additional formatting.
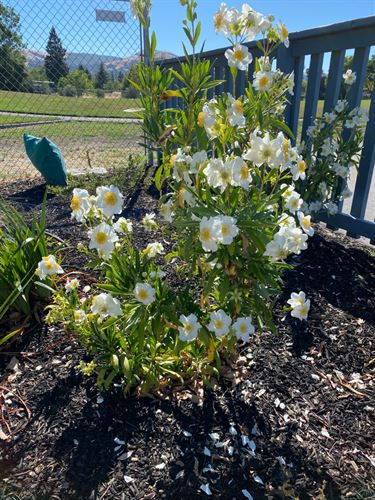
157,16,375,241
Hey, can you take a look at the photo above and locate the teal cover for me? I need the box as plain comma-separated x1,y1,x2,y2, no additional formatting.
23,134,68,186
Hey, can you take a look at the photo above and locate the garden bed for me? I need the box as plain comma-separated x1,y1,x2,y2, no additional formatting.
0,179,374,499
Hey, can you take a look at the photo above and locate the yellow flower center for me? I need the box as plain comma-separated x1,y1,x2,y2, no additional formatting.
240,164,249,179
240,323,248,334
45,261,54,270
95,231,108,245
197,112,205,128
74,311,82,321
233,100,243,114
220,170,231,182
71,196,81,211
200,228,211,241
302,217,311,228
215,319,223,330
214,13,224,30
283,138,289,160
291,199,299,209
185,323,193,333
281,25,289,38
138,289,148,301
221,224,230,237
103,191,117,206
234,50,245,62
298,160,306,173
259,75,269,88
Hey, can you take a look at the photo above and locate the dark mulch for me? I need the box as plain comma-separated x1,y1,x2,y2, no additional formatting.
0,179,374,499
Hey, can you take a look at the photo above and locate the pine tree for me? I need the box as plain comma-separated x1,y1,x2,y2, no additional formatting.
95,62,109,89
44,27,69,84
78,64,92,80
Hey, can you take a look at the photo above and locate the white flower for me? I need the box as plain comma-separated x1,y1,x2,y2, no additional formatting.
213,215,239,245
91,293,122,318
178,313,201,342
349,372,365,390
297,212,314,236
321,138,335,157
243,132,283,167
341,185,352,199
290,159,307,181
309,201,322,213
113,217,133,234
190,151,208,174
323,111,336,124
285,192,303,213
264,234,289,261
73,309,87,323
208,309,232,338
231,157,252,189
227,95,245,127
233,317,255,342
35,255,64,280
253,71,274,91
345,118,356,129
277,21,289,47
325,201,338,215
283,226,308,254
225,44,253,71
335,100,346,113
343,69,356,85
287,71,295,95
240,4,264,41
159,200,174,222
199,216,218,252
332,163,349,179
65,278,80,293
287,291,310,320
142,212,158,231
88,222,118,259
199,99,220,136
134,283,155,305
70,188,90,222
145,242,165,258
203,158,233,192
213,2,231,35
95,185,124,217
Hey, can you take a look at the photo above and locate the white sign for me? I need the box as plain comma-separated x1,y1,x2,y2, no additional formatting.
95,9,126,23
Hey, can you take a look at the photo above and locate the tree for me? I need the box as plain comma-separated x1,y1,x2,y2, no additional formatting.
57,69,93,97
118,71,124,82
0,2,28,91
44,26,69,84
78,64,92,80
344,55,375,95
94,62,109,89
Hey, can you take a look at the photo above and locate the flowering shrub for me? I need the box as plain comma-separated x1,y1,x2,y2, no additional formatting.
297,70,368,216
47,1,319,394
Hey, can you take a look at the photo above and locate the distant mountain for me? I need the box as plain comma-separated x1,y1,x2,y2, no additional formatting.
23,49,176,76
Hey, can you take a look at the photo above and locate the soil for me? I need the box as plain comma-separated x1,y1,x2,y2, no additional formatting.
0,178,374,500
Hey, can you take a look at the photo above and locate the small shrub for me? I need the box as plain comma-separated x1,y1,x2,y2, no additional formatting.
96,88,105,98
48,0,367,396
122,86,139,99
60,84,77,97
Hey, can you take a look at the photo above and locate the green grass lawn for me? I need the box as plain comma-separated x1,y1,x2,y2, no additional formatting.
1,120,142,140
0,91,140,119
0,114,63,125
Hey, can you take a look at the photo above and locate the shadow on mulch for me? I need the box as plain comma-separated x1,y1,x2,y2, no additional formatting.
18,371,340,500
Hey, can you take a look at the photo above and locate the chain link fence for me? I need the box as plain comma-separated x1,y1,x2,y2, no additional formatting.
0,0,145,182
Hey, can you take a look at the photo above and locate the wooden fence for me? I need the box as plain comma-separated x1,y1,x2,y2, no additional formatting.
158,16,375,241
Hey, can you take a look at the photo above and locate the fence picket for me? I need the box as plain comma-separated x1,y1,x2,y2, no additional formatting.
301,52,324,141
323,49,346,113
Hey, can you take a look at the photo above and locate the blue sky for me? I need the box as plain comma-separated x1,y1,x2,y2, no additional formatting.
7,0,375,58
